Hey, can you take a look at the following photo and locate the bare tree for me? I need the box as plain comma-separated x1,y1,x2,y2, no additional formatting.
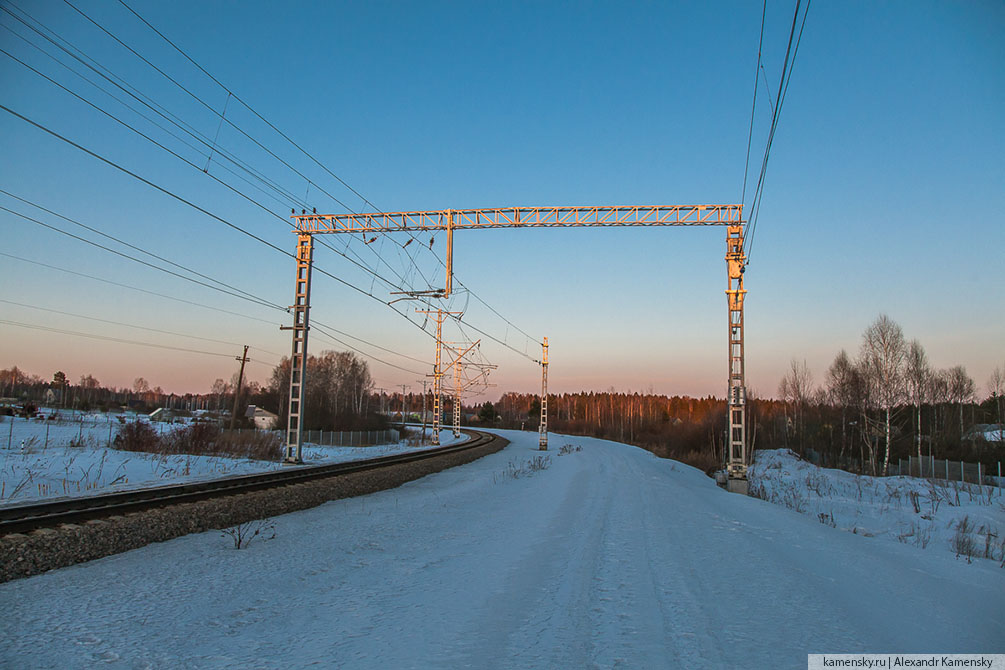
858,314,907,476
211,378,229,411
133,377,150,394
778,358,814,454
904,339,930,470
1,366,25,397
988,365,1004,435
946,365,975,442
929,368,951,445
269,350,374,429
826,350,858,460
78,374,100,404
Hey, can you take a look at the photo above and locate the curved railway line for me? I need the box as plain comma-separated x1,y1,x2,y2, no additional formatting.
0,429,508,581
0,429,503,536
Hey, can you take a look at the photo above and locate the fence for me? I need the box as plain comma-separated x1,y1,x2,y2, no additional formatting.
895,455,1002,487
224,428,402,448
801,448,1002,489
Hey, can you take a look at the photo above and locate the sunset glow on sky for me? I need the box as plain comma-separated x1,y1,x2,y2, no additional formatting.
1,1,1002,400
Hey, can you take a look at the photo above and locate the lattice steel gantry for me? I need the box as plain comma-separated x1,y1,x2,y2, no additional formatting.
415,309,463,446
287,204,749,484
280,233,314,463
539,337,549,451
725,224,748,486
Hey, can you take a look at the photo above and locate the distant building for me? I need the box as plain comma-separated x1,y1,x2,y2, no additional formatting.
245,405,278,430
964,424,1004,444
149,408,178,423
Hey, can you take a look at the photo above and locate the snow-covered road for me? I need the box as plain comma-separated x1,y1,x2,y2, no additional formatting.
1,429,1001,668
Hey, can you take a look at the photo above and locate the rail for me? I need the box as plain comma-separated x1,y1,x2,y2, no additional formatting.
0,429,502,536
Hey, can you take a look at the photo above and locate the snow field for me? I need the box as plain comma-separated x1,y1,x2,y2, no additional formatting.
0,413,464,505
0,429,1001,668
749,448,1005,564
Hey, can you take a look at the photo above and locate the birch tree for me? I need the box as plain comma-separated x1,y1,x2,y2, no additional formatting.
826,350,858,460
778,358,814,453
947,365,975,442
988,365,1004,436
929,368,951,444
858,314,907,476
904,339,930,468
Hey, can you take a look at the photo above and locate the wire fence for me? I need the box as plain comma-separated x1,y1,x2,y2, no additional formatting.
802,448,1002,489
895,455,1002,488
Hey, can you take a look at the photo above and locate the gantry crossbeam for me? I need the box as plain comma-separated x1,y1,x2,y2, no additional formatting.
293,204,742,233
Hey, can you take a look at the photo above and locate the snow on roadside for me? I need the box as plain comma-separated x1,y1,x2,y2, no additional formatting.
748,448,1005,564
1,429,1001,668
0,415,465,506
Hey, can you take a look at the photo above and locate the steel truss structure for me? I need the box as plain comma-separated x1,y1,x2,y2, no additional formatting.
284,205,748,484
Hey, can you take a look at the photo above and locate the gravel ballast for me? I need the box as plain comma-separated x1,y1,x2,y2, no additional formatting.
0,434,508,582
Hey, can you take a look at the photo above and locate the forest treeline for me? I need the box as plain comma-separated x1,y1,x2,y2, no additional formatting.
3,315,1002,475
474,314,1004,474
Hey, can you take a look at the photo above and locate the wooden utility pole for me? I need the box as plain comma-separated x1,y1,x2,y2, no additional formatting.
230,345,249,431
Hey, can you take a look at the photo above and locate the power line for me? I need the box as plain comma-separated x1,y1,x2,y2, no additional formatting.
0,251,283,326
448,313,539,365
0,102,412,314
61,0,364,216
0,190,283,311
310,322,426,376
0,318,247,359
743,0,811,261
0,15,309,212
114,0,536,343
0,298,283,358
0,251,430,373
0,37,414,299
0,18,427,301
741,0,767,206
0,102,295,255
4,6,537,369
116,0,379,214
60,0,438,301
310,318,430,366
0,202,285,312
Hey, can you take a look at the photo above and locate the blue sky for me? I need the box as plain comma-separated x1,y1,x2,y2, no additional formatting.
1,0,1002,400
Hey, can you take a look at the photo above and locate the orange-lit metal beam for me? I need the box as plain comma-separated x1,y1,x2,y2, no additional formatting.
293,204,742,233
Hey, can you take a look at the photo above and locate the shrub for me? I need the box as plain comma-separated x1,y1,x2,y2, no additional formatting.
113,421,283,461
164,422,220,455
952,516,977,563
221,519,276,549
114,420,160,453
215,430,283,461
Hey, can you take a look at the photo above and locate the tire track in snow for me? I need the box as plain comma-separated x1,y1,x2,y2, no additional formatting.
448,454,608,668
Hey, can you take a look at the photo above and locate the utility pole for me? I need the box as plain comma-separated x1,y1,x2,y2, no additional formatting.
416,379,429,443
230,345,249,431
539,337,548,450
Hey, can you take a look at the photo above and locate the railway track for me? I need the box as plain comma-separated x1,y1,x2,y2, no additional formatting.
0,429,503,537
